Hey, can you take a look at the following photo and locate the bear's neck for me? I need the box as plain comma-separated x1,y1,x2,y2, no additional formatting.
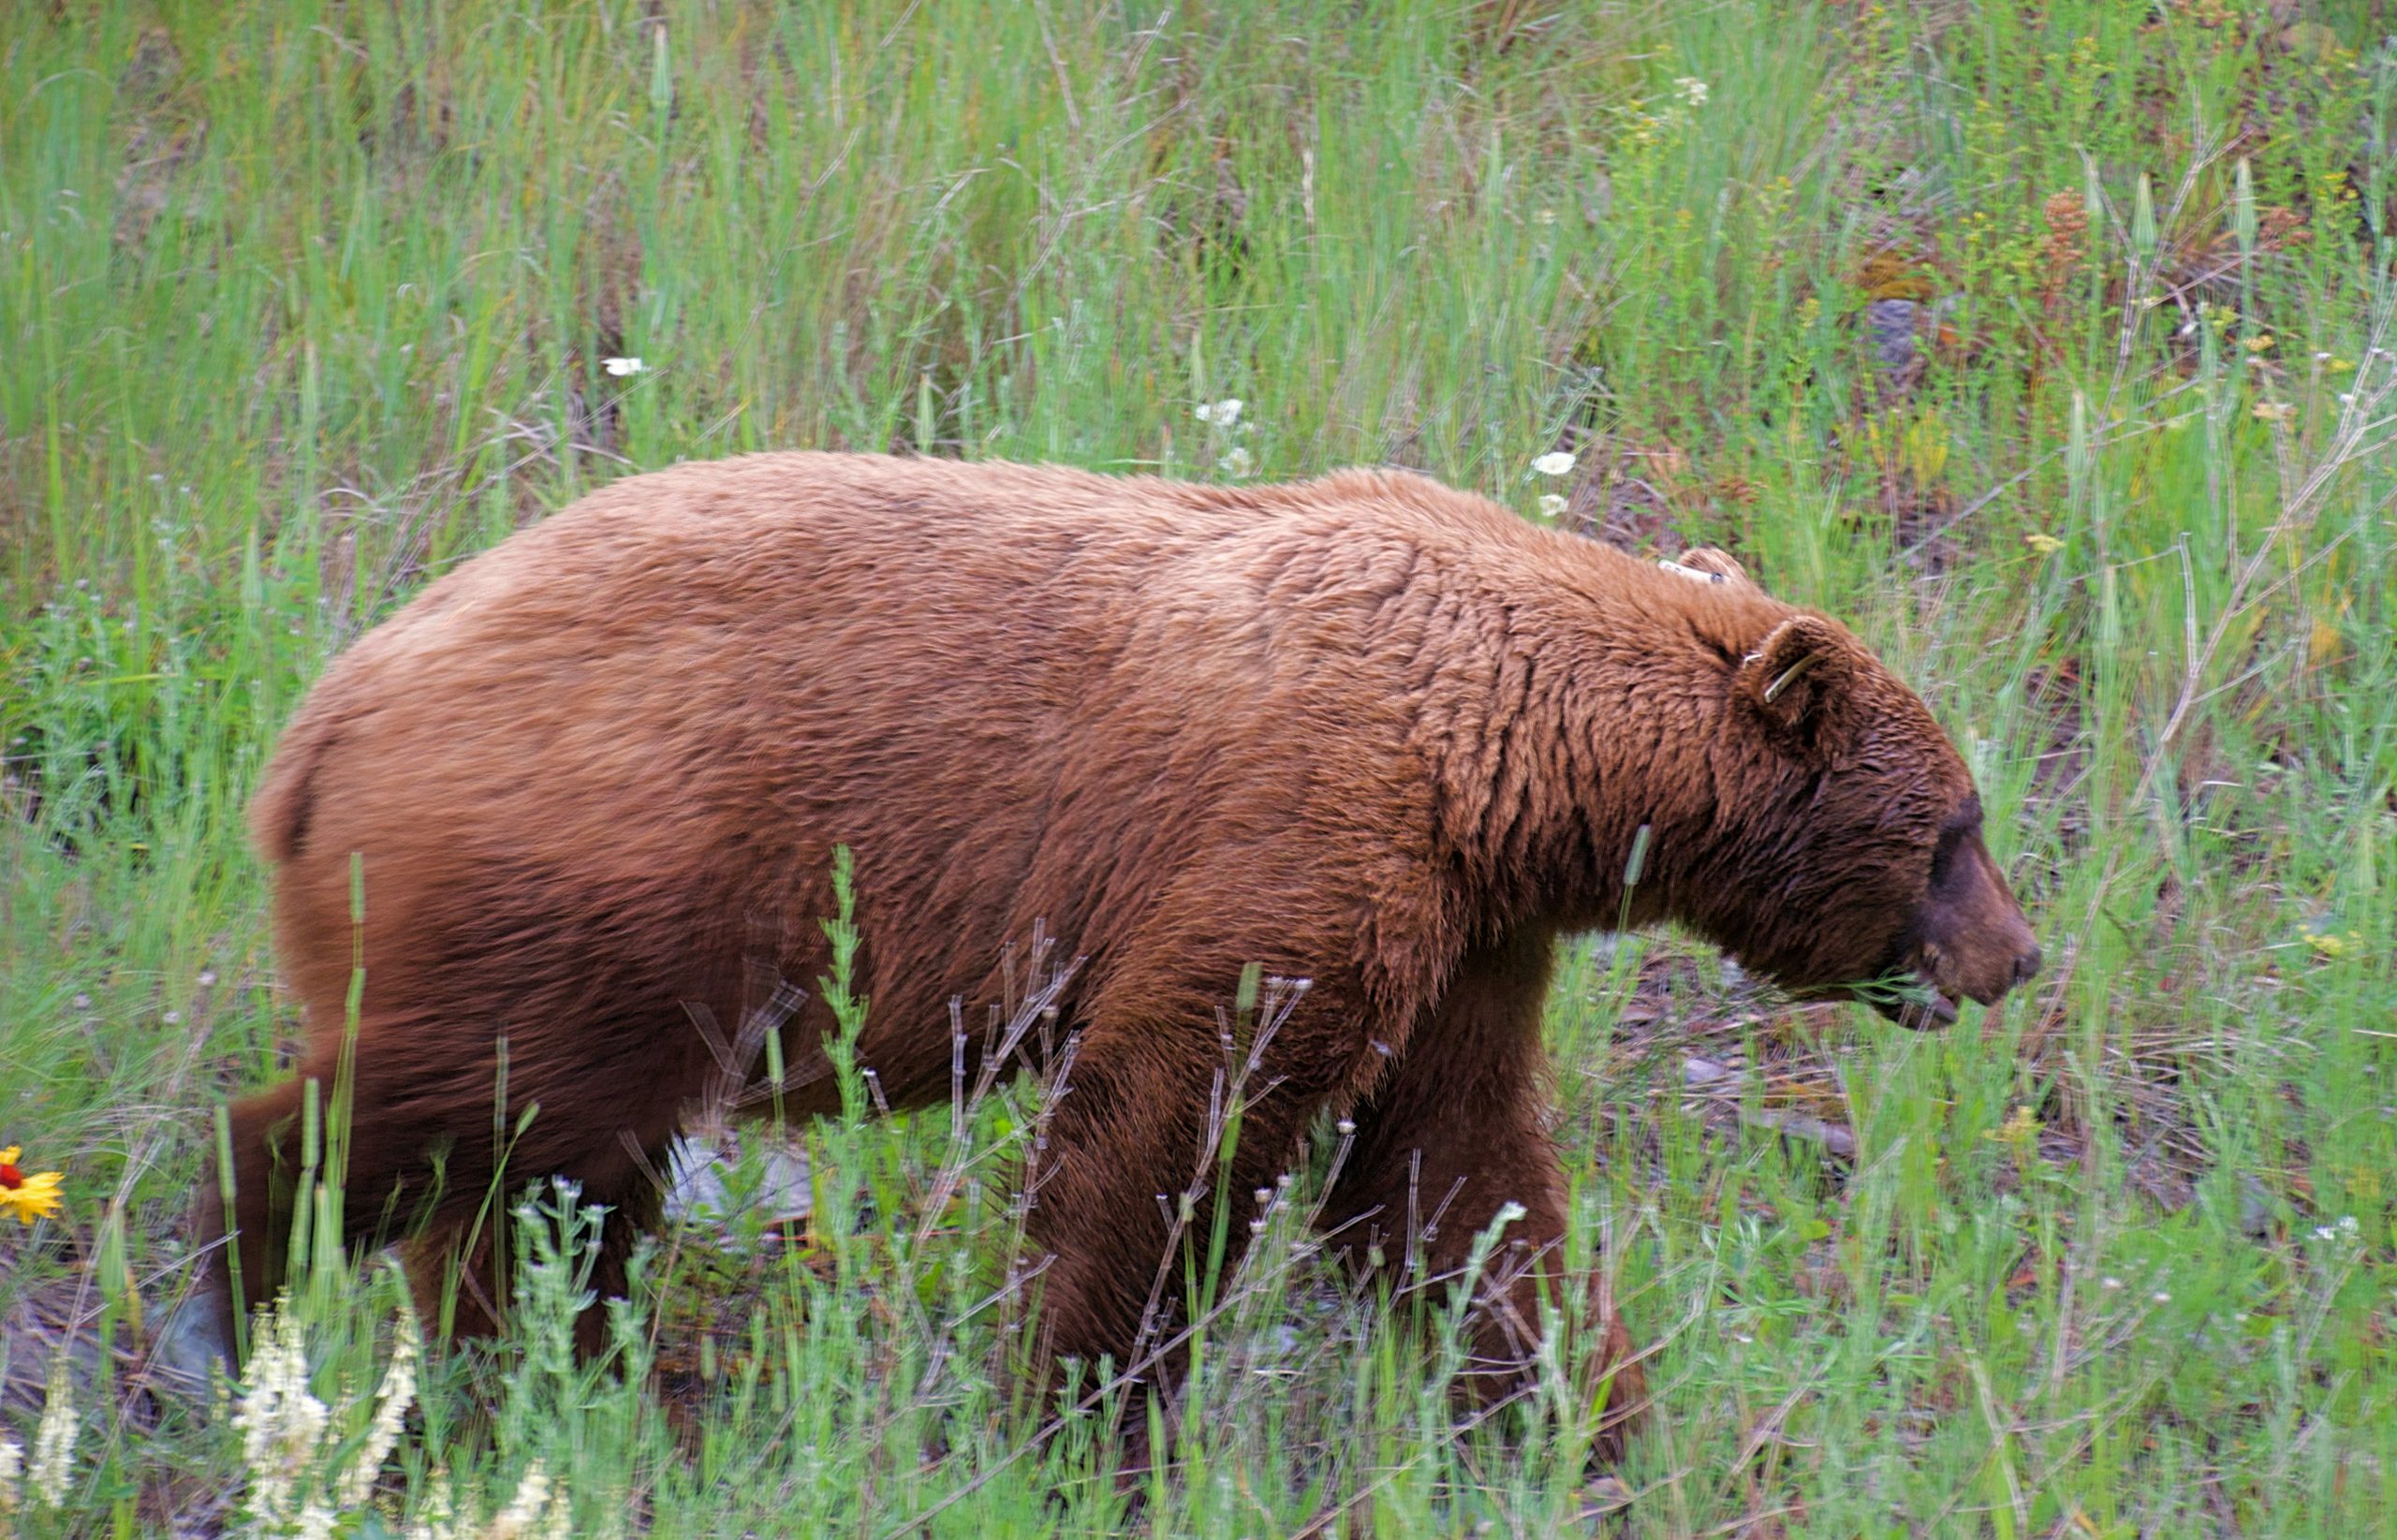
1411,569,1756,939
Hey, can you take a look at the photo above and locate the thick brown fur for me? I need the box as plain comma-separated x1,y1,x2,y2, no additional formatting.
197,452,2038,1447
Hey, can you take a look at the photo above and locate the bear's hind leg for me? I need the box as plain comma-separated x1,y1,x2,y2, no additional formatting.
396,1139,666,1359
366,1037,686,1356
201,1013,692,1359
184,1074,313,1367
188,1039,494,1361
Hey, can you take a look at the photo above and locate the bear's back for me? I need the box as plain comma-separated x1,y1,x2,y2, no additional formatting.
250,455,1554,878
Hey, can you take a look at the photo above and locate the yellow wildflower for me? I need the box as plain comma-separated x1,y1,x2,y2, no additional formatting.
0,1147,65,1225
1984,1105,2040,1146
2023,531,2065,555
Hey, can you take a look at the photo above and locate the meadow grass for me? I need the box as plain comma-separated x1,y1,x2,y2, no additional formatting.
3,1,2393,1534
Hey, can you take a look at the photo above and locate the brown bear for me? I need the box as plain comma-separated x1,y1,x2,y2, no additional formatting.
191,452,2038,1444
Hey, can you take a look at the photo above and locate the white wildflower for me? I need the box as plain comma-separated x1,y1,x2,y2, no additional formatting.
236,1304,330,1528
1222,445,1255,477
1674,76,1710,108
1,1435,22,1517
1537,493,1567,517
601,357,646,377
334,1313,419,1507
295,1498,338,1540
1193,398,1243,429
2100,1276,2123,1291
488,1460,559,1540
30,1363,76,1509
404,1470,460,1540
1531,451,1575,477
2152,1291,2170,1304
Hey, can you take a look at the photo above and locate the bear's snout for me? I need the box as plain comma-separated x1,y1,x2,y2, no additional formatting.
1918,845,2040,1013
2010,942,2044,989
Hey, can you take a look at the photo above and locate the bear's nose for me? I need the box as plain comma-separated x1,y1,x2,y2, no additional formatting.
2011,944,2043,987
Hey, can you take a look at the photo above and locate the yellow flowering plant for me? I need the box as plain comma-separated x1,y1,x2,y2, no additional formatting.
0,1146,65,1225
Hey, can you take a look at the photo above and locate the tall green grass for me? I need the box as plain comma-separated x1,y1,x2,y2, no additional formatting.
3,2,2392,1533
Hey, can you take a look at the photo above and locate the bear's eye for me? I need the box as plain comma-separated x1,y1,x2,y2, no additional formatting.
1929,829,1963,887
1928,796,1983,888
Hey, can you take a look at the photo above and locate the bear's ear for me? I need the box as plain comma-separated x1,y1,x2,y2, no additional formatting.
1735,614,1857,753
1671,547,1763,593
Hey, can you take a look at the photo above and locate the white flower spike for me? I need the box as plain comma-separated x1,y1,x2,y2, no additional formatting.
30,1363,76,1510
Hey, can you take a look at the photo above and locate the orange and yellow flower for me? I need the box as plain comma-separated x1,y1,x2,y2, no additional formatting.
0,1146,65,1225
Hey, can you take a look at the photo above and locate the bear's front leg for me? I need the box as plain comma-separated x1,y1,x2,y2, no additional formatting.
1018,963,1372,1441
1318,930,1647,1457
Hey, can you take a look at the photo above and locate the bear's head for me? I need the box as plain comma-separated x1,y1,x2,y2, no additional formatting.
1670,550,2042,1028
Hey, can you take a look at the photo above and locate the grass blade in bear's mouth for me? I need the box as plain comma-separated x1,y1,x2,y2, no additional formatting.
1860,974,1959,1029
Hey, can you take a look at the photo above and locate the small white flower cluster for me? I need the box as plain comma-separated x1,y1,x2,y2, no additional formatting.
487,1460,571,1540
27,1360,78,1510
237,1308,332,1530
602,357,646,377
338,1326,419,1508
2096,1274,2173,1308
1194,398,1256,477
2313,1215,2363,1242
1529,451,1576,519
403,1458,576,1538
1625,76,1710,146
404,1474,460,1540
235,1299,420,1536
